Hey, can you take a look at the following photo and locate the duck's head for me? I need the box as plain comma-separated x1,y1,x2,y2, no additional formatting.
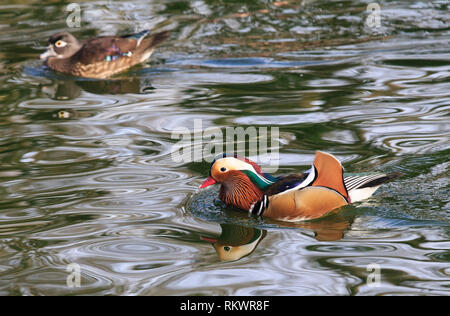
200,154,275,190
40,32,81,60
199,154,276,210
209,239,262,262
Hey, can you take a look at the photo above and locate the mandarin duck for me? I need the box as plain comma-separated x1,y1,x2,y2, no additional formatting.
200,151,400,222
40,30,170,79
201,224,266,261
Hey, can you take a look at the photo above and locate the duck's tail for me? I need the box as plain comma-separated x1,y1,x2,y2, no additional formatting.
344,172,402,202
135,31,171,62
141,31,171,50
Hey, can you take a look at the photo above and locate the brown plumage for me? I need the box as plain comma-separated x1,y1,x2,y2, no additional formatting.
41,30,170,79
218,171,262,211
260,186,348,221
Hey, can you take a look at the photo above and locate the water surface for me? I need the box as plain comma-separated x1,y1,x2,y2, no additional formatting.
0,0,449,295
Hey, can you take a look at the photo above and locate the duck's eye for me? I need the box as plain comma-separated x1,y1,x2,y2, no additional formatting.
55,40,67,48
220,167,227,172
223,246,231,251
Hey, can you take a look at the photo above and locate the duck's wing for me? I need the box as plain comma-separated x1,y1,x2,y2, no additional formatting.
73,36,139,64
310,151,348,200
251,152,349,220
263,173,308,196
263,151,348,199
72,31,170,65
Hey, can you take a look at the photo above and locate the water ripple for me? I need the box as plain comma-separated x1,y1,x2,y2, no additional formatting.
0,0,449,296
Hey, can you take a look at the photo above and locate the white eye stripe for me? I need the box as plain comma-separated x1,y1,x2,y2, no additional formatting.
216,157,275,185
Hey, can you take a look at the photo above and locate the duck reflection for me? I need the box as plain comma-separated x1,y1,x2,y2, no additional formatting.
51,109,81,119
41,80,81,100
201,224,267,262
202,214,353,261
277,213,353,242
41,77,154,100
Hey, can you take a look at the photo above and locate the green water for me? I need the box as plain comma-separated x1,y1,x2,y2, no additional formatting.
0,0,449,295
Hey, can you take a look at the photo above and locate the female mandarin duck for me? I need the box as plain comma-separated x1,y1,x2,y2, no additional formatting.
200,151,400,222
40,30,170,79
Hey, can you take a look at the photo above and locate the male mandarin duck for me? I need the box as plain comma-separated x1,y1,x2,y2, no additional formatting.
201,224,266,262
200,151,400,222
40,30,170,79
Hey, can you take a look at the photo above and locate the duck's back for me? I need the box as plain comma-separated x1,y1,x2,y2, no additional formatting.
73,36,138,65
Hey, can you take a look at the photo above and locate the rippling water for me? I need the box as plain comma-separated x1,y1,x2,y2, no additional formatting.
0,0,449,295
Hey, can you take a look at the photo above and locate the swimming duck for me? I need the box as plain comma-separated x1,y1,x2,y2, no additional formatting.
201,224,266,261
200,151,400,222
40,30,170,79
